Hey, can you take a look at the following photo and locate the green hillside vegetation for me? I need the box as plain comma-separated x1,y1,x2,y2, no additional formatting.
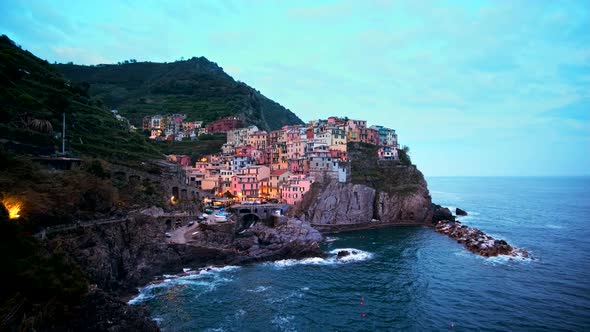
55,57,303,131
156,133,226,161
0,35,162,163
348,142,422,196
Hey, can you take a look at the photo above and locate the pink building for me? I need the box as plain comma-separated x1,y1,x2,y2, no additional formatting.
281,175,314,205
231,165,270,201
232,174,259,200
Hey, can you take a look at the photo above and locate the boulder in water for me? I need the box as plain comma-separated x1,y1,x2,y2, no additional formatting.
337,250,350,259
456,208,468,216
432,204,455,223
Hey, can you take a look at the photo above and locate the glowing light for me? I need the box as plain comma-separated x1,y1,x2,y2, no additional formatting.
170,196,178,205
2,198,22,219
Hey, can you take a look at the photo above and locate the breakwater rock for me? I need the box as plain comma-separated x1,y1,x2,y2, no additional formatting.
435,220,529,258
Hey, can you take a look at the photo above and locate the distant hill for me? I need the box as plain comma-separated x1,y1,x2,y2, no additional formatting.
0,35,161,162
55,57,303,131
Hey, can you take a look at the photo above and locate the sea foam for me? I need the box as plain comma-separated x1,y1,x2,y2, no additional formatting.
128,265,240,305
266,248,373,268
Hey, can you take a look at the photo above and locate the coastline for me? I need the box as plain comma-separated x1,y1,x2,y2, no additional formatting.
312,221,429,234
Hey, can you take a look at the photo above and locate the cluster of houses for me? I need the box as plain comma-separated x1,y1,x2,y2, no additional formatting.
169,116,399,206
142,114,203,141
142,115,245,141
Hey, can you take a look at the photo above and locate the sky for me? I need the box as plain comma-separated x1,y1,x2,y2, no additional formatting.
1,0,589,176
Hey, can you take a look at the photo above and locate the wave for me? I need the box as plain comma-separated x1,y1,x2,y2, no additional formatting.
324,236,339,242
453,249,533,265
128,265,240,305
483,252,534,265
265,248,373,268
544,223,564,229
271,314,296,331
247,285,271,293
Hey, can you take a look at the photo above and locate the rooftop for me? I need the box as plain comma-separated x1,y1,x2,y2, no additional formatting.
270,169,290,176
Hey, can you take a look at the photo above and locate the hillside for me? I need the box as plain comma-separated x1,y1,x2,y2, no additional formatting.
0,35,161,163
55,57,303,131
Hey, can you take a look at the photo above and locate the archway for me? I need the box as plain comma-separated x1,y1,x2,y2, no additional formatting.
240,213,260,231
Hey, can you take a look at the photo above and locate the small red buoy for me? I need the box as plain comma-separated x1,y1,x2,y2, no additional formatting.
361,313,366,318
360,302,364,305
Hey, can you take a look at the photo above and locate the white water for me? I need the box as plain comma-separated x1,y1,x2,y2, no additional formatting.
264,248,373,268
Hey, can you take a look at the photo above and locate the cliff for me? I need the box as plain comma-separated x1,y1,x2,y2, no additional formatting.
296,143,434,232
45,214,323,297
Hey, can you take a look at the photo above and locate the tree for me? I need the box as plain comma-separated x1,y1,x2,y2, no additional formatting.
399,145,412,165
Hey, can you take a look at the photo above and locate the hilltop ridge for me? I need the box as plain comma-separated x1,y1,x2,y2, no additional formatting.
55,57,303,131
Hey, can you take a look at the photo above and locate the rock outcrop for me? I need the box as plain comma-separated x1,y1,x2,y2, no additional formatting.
432,204,456,223
434,220,529,258
296,144,434,231
45,215,236,296
298,179,433,228
456,207,468,216
298,182,376,225
46,214,324,297
194,217,325,263
300,153,434,232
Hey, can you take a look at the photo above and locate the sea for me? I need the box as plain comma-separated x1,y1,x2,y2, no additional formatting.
129,177,590,331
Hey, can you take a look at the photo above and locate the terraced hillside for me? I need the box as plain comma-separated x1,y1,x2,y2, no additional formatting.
0,35,161,163
55,57,303,131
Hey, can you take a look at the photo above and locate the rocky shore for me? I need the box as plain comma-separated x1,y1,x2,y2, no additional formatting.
46,214,324,296
191,216,325,263
434,220,529,258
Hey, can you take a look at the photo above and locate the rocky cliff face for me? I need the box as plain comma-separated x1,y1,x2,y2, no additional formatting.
298,176,433,228
298,182,376,225
45,215,233,296
233,217,324,262
46,214,324,296
188,217,324,263
296,143,434,229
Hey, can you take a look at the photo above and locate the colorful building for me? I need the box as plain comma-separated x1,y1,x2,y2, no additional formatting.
206,117,242,133
281,175,314,205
